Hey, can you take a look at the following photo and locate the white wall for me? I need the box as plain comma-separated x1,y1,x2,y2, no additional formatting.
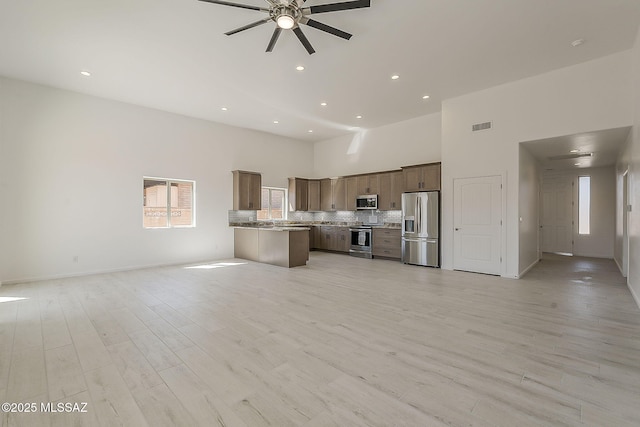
442,52,634,278
617,28,640,308
0,77,314,284
518,146,540,275
313,113,441,177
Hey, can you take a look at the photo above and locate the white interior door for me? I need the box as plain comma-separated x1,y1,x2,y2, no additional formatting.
453,176,502,275
540,177,573,254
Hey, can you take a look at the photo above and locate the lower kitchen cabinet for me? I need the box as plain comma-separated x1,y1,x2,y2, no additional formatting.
335,227,350,253
372,228,401,259
311,226,350,253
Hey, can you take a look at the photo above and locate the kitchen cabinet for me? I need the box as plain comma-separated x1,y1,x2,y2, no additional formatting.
318,226,335,250
232,170,261,210
377,171,403,210
288,178,308,211
345,176,358,211
403,163,441,192
357,174,379,195
320,178,347,211
312,226,350,253
372,228,401,259
335,227,351,252
308,180,321,211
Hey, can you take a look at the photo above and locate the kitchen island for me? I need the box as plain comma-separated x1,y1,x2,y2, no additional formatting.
234,227,310,268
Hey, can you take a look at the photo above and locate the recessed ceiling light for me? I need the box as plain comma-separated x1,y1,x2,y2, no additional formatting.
296,65,305,71
391,75,400,80
308,130,313,133
80,70,91,77
356,115,363,119
320,102,327,107
575,163,581,166
571,39,585,47
221,107,228,111
422,95,430,100
570,149,579,153
273,120,279,124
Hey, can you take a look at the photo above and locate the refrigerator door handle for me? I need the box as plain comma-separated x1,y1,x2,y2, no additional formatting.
403,238,424,242
416,196,421,235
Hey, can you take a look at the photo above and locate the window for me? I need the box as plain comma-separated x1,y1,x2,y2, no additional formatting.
257,187,286,220
578,176,590,235
143,178,195,228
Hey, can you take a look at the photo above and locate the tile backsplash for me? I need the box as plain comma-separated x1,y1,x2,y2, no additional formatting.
229,210,401,224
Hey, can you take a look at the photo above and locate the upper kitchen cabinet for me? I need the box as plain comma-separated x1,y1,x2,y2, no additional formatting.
289,178,321,212
357,174,380,195
232,170,261,210
308,180,321,211
402,163,441,192
378,171,403,210
288,178,308,211
320,178,346,211
345,176,358,211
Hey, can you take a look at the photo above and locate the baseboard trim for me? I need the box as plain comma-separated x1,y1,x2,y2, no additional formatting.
517,258,540,279
629,281,640,310
0,258,227,286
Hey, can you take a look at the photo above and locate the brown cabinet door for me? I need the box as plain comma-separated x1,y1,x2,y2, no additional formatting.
403,166,423,192
389,171,403,209
249,173,262,210
320,179,333,211
333,178,347,211
422,163,441,191
308,180,321,211
345,177,358,211
336,227,351,252
377,172,392,210
288,178,308,211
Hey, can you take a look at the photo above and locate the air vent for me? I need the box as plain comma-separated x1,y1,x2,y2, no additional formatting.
548,153,593,161
472,121,492,132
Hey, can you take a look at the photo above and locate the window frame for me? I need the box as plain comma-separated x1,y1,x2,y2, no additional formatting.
578,175,590,236
143,177,196,229
258,186,287,221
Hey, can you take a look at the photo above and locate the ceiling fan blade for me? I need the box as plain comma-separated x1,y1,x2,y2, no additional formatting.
266,27,282,52
225,18,272,35
308,0,370,14
293,27,316,55
198,0,269,12
304,18,352,40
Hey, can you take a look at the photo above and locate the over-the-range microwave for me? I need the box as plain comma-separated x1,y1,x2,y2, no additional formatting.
356,194,378,210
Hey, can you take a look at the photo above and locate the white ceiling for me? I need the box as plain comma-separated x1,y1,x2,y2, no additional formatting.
1,0,639,142
522,127,631,171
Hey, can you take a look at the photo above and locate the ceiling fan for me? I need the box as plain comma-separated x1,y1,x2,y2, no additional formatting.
199,0,371,54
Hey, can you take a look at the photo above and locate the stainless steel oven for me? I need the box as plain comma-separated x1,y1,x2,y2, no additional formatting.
349,226,372,259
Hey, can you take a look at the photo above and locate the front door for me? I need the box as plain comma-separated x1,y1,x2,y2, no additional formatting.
540,176,574,254
453,176,502,275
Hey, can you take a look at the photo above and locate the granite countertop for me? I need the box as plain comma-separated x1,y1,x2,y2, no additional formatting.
230,221,400,229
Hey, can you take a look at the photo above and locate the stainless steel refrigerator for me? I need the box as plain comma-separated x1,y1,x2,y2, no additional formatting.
402,191,440,267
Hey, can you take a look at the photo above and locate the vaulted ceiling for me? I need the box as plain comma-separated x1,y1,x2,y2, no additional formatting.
1,0,639,141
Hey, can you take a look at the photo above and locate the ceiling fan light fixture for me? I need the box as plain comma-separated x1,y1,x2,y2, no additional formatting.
276,13,295,29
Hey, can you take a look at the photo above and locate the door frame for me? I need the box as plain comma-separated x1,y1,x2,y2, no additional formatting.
622,169,629,278
452,173,506,277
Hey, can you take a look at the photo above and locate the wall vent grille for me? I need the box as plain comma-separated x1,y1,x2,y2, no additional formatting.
472,121,492,132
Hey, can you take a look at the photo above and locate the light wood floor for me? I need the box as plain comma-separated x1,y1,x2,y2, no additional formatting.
1,253,639,426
